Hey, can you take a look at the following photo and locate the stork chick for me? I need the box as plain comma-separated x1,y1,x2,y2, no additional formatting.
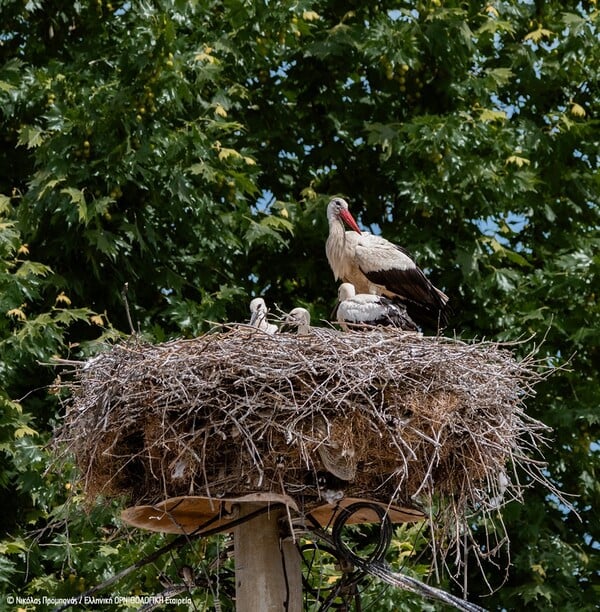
336,283,418,332
282,307,311,334
249,297,278,334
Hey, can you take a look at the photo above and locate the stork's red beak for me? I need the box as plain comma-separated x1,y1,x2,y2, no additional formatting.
339,209,362,234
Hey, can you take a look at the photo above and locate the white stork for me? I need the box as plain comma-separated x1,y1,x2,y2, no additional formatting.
326,197,451,329
282,307,311,334
249,297,278,334
335,283,418,332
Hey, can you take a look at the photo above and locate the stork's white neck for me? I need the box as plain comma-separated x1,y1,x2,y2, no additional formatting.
325,218,348,281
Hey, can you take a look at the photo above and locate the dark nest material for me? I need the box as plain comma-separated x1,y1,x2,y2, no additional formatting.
54,326,558,579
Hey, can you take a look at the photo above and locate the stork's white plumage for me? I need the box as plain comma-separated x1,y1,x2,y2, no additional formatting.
282,307,311,334
326,197,451,329
249,297,278,334
336,283,418,332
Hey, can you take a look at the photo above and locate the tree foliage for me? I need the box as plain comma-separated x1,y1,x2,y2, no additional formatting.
1,0,598,609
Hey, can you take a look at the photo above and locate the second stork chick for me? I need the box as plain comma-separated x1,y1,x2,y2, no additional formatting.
335,283,418,332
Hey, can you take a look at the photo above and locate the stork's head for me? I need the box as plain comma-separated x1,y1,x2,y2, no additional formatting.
286,307,310,326
337,283,356,301
327,198,362,234
249,297,268,327
249,297,267,314
282,307,311,334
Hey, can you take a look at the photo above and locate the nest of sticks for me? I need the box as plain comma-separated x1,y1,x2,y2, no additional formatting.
55,326,555,576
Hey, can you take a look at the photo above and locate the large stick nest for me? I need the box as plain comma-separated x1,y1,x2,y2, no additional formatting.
55,326,555,576
56,327,548,504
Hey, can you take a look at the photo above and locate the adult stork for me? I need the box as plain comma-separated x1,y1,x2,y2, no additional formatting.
326,197,451,330
249,297,278,334
281,307,311,334
335,283,418,332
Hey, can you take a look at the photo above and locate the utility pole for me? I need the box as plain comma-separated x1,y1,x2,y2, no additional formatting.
234,503,302,612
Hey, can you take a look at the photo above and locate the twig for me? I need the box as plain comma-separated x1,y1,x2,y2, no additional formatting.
121,282,135,335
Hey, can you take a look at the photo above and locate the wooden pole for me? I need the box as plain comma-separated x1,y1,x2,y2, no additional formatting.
234,503,302,612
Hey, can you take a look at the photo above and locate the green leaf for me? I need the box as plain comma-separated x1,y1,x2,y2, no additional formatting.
492,268,519,292
17,125,45,149
61,187,88,224
479,108,507,122
52,307,95,326
485,67,514,86
503,249,532,268
259,214,294,235
561,12,586,28
524,27,554,43
477,19,515,36
245,221,284,247
0,556,18,585
0,194,11,214
14,260,52,277
14,424,38,438
0,80,16,93
0,538,28,555
365,122,402,146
